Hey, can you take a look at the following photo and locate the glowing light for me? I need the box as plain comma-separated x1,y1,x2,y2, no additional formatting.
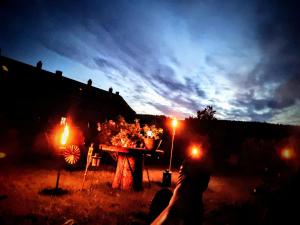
171,118,178,128
97,122,101,131
0,152,6,158
60,117,66,125
146,130,153,137
2,65,8,72
191,146,202,159
60,124,69,146
281,148,293,160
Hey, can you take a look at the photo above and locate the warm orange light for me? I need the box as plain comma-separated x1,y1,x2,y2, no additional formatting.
0,152,6,159
191,146,202,159
60,117,67,125
171,118,178,128
281,148,293,160
60,124,69,146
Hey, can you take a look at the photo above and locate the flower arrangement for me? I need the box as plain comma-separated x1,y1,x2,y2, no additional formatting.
96,117,163,149
111,119,144,148
142,124,164,140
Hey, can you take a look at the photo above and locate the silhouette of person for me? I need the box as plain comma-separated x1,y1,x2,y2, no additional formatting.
149,188,173,222
151,154,211,225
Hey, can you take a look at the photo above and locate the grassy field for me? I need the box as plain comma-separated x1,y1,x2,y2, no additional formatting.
0,161,261,225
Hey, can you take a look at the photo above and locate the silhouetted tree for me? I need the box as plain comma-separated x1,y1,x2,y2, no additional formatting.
197,106,217,120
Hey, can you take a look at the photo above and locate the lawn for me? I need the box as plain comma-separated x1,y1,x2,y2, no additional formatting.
0,161,261,225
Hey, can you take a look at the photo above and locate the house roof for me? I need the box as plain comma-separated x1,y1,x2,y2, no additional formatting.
0,55,136,123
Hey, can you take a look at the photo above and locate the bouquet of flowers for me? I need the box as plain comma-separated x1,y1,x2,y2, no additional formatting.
142,124,164,140
97,117,163,149
111,118,144,148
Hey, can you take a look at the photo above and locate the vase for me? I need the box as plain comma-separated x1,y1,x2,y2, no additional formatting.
143,138,156,150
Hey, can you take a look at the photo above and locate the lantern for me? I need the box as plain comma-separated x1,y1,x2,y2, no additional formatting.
92,153,101,167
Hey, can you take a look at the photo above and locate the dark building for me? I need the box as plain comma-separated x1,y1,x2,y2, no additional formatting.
0,55,136,131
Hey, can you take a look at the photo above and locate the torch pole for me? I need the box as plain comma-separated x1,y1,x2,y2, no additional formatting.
55,168,61,190
168,128,176,172
162,118,177,187
55,147,64,191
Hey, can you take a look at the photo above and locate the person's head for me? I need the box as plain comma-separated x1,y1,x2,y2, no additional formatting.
178,155,211,191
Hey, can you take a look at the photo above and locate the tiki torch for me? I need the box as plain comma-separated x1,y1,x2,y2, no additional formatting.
162,118,178,187
41,118,72,195
169,118,178,171
55,123,69,191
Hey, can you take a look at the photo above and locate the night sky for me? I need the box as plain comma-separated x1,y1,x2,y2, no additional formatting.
1,0,299,125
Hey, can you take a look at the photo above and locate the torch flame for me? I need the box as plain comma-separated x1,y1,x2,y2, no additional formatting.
60,124,69,146
171,118,178,128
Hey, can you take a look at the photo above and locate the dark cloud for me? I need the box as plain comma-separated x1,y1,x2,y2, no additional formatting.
147,65,206,100
147,102,174,115
94,57,119,71
184,77,206,98
253,0,300,101
138,64,206,114
267,99,295,110
41,38,91,66
262,74,300,112
232,89,298,123
233,101,278,122
231,90,274,121
150,65,181,91
230,0,300,122
147,101,190,118
274,75,300,102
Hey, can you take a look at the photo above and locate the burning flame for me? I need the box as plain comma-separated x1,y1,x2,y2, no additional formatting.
60,124,69,146
171,118,178,128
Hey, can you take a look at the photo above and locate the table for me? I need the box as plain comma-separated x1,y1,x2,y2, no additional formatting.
99,144,163,191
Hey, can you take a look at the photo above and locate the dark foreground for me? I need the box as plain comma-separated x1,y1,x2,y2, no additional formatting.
0,159,264,225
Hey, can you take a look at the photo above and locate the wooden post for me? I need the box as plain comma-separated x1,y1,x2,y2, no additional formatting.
112,153,144,191
81,144,94,191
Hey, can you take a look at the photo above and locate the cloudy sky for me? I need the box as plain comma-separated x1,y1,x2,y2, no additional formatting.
1,0,299,125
